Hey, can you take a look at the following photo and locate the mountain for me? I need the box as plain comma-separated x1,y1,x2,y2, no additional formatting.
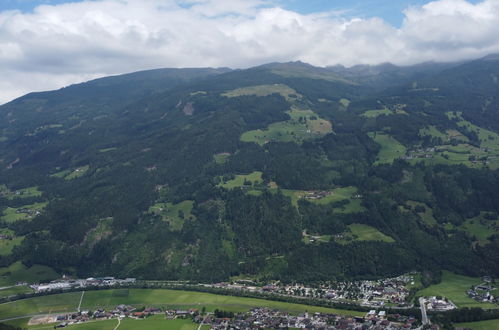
1,58,499,283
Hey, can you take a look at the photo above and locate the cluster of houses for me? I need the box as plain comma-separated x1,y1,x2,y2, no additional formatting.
211,274,415,308
199,307,425,329
48,306,199,328
467,277,497,304
421,297,456,312
15,207,41,218
0,233,12,240
304,190,332,200
30,276,136,292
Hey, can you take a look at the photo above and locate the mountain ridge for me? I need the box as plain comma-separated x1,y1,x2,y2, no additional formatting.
1,55,499,283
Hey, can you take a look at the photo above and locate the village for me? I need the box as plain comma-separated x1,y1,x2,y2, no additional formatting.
203,307,425,329
210,274,416,308
29,305,426,329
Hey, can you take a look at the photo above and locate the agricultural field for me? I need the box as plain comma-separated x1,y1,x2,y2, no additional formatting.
148,201,195,231
0,202,48,223
51,165,90,180
218,171,263,189
416,271,498,309
454,319,499,330
246,186,364,213
0,289,365,322
213,152,231,164
0,291,82,319
0,261,59,287
99,147,118,153
335,224,395,244
405,201,437,226
0,185,42,200
457,213,498,246
362,108,393,118
4,315,211,330
0,229,24,256
241,107,332,146
0,285,34,299
80,289,363,316
368,132,407,164
413,114,499,169
221,84,300,102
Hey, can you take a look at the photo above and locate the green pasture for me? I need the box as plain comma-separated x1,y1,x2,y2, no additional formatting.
0,289,364,321
419,126,448,141
148,201,195,231
65,166,90,180
218,171,263,189
213,152,231,164
1,202,47,223
368,132,407,164
362,108,392,118
417,271,498,308
406,201,437,226
241,108,332,146
1,186,42,200
0,291,82,319
99,147,118,153
80,289,364,316
335,224,395,244
5,315,210,330
0,285,34,299
454,319,499,330
458,214,498,246
0,261,59,286
221,84,300,102
0,229,24,256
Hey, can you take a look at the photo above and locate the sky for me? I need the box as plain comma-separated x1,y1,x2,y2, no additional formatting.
0,0,496,104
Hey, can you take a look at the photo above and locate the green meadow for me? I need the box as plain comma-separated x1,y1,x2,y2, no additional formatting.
368,132,407,164
0,288,364,322
218,171,263,189
454,319,499,330
417,271,498,308
1,202,48,223
335,224,395,245
0,261,59,287
148,201,195,231
221,84,300,102
241,108,332,146
0,229,24,256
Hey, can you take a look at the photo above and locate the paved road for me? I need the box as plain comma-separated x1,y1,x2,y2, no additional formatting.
419,297,430,326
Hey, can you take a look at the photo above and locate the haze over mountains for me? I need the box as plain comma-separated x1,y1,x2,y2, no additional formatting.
1,55,499,282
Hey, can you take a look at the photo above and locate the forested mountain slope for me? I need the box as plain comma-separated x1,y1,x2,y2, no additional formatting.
1,57,499,283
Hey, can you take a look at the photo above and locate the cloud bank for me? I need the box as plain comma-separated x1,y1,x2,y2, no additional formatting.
1,0,499,103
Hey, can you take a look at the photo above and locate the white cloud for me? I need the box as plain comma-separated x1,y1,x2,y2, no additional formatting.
1,0,499,104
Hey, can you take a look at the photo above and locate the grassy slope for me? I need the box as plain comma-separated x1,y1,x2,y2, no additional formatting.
0,262,59,286
336,224,395,244
1,202,48,223
241,108,332,146
417,271,498,309
0,285,34,299
454,319,499,330
368,132,407,165
148,201,195,231
362,108,392,118
0,291,82,319
218,172,263,189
